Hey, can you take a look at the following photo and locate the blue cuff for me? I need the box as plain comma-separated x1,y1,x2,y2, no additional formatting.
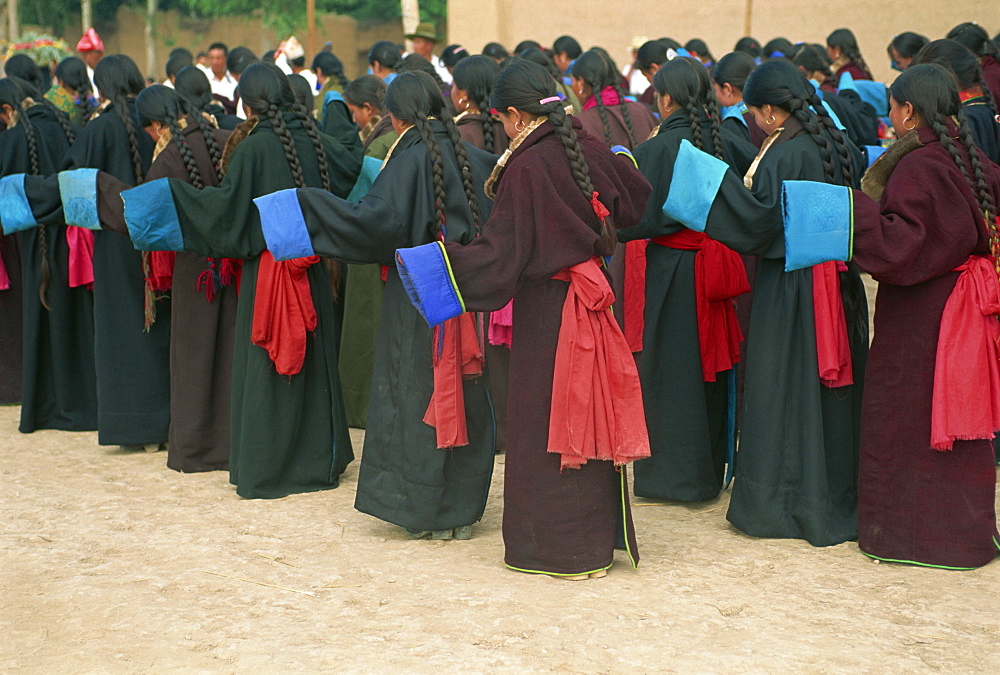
610,145,638,169
854,80,889,116
321,90,345,125
254,188,315,261
58,169,101,230
395,241,465,328
781,180,853,272
347,156,381,204
123,178,185,252
662,139,728,232
864,145,886,168
0,174,37,234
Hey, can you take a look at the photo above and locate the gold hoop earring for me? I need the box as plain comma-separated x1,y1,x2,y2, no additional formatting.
515,120,526,132
458,98,466,106
903,117,917,131
765,114,776,125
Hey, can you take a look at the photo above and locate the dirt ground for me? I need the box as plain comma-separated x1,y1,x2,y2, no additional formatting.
1,402,998,674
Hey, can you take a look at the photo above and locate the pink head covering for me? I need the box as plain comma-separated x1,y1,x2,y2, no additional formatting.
76,28,104,53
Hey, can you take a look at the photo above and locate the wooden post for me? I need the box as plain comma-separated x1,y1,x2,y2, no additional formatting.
306,0,316,59
400,0,420,52
82,0,92,34
743,0,753,37
145,0,156,78
7,0,19,42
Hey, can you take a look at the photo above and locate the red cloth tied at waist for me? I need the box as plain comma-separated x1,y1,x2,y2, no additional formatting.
548,257,651,469
488,300,513,348
65,226,94,289
424,311,485,448
142,250,176,330
812,261,853,388
0,237,10,291
623,239,647,352
251,250,319,376
931,255,1000,450
651,230,749,381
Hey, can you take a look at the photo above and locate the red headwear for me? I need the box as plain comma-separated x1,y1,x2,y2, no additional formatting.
76,28,104,53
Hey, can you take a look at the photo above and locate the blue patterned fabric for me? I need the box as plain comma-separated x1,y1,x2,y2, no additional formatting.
610,145,638,168
662,139,729,232
0,174,37,234
253,188,315,261
395,241,465,328
122,178,185,252
58,168,101,230
781,180,853,272
347,156,381,203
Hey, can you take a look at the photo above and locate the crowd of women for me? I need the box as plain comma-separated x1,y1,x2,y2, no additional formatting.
1,21,999,579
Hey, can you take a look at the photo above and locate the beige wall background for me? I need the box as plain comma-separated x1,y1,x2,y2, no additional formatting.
447,0,1000,83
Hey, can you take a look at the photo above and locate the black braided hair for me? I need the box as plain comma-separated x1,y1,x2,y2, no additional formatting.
913,39,1000,120
653,57,725,159
292,102,331,192
744,60,854,187
947,22,1000,60
491,60,617,255
240,63,309,189
55,56,94,123
712,51,757,94
312,51,349,90
571,50,615,146
386,71,482,238
590,46,634,145
827,28,873,79
0,78,50,309
397,54,449,96
893,64,997,260
137,85,205,188
452,55,501,153
94,55,147,183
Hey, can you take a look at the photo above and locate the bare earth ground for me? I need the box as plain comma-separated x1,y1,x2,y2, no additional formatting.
1,405,998,673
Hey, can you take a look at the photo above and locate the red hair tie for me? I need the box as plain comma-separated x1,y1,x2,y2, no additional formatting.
590,191,610,221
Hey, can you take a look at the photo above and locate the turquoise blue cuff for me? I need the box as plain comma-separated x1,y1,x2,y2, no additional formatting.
662,139,728,232
321,90,345,125
347,156,381,204
781,180,853,272
864,145,886,167
123,178,184,252
395,241,465,328
610,145,638,169
0,174,37,234
721,103,749,128
254,188,315,261
58,169,101,230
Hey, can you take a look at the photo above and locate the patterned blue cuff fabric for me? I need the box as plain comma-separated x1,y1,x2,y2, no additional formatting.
347,156,382,204
395,241,465,328
58,168,101,230
123,178,185,252
0,174,38,234
610,145,638,169
781,180,853,272
662,139,729,233
254,188,315,261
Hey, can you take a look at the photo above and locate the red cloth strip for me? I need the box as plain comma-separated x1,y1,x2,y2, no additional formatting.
811,261,853,388
931,255,1000,450
423,311,485,448
548,258,650,469
623,239,647,352
65,226,94,289
250,250,319,376
651,230,748,381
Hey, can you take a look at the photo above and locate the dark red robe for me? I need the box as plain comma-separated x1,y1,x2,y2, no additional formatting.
852,124,1000,569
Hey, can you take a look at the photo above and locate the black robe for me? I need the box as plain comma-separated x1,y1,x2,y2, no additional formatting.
133,111,362,498
0,232,21,404
267,122,497,532
442,121,651,574
687,116,869,546
0,106,97,431
62,101,171,446
852,126,1000,568
98,121,236,472
619,112,756,502
963,95,1000,165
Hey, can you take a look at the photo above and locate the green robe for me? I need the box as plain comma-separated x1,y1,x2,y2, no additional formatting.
146,112,363,498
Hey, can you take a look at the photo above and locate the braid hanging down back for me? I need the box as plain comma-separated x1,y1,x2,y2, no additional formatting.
412,117,448,238
266,104,306,189
807,93,855,187
949,109,1000,272
612,81,637,147
476,90,494,154
195,113,224,182
442,115,482,234
166,112,204,189
18,104,52,310
593,89,614,147
292,102,331,192
787,96,851,187
703,95,726,160
107,95,144,183
37,98,77,144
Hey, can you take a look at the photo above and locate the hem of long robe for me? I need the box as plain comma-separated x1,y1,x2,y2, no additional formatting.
19,415,98,434
232,475,342,500
505,562,613,577
726,474,857,547
860,546,997,571
96,411,170,446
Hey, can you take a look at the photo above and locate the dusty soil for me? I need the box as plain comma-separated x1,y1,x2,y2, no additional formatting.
1,403,998,673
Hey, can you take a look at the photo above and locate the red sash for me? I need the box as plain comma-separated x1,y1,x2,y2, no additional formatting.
423,312,485,448
65,226,94,289
812,261,853,388
250,250,319,376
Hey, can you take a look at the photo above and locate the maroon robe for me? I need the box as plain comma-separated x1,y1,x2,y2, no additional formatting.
981,56,1000,107
835,61,872,82
852,124,1000,569
455,113,509,155
443,119,652,575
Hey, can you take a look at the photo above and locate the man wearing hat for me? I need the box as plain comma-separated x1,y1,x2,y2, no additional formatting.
281,36,318,92
76,27,104,97
405,22,452,85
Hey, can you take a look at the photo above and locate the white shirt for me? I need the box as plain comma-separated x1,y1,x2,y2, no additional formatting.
296,68,319,92
209,70,238,101
431,54,452,86
621,63,648,96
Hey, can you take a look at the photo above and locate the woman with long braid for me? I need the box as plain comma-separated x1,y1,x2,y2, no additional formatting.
569,50,656,150
782,63,1000,568
115,63,363,498
827,28,874,82
618,57,756,503
0,78,97,433
256,72,498,540
392,61,652,577
657,59,869,546
87,85,236,472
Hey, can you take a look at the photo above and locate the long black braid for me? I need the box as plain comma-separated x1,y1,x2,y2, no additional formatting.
442,114,483,233
807,93,855,187
94,55,147,184
654,57,725,159
412,116,448,236
452,55,501,154
266,103,306,188
595,47,637,147
571,51,614,146
611,80,638,147
292,101,331,192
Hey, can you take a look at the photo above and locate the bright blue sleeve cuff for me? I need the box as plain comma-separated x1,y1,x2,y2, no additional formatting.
395,241,465,328
610,145,638,169
854,81,889,116
58,169,101,230
347,156,381,204
123,178,184,252
864,145,886,167
254,188,315,261
321,90,345,125
662,139,728,233
781,180,853,272
0,174,37,234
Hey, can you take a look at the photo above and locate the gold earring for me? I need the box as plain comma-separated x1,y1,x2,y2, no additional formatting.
903,116,917,131
765,114,776,125
514,119,525,132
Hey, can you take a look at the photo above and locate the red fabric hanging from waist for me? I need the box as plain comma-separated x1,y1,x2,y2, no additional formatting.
651,230,749,381
251,250,319,376
423,311,485,448
811,261,853,388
